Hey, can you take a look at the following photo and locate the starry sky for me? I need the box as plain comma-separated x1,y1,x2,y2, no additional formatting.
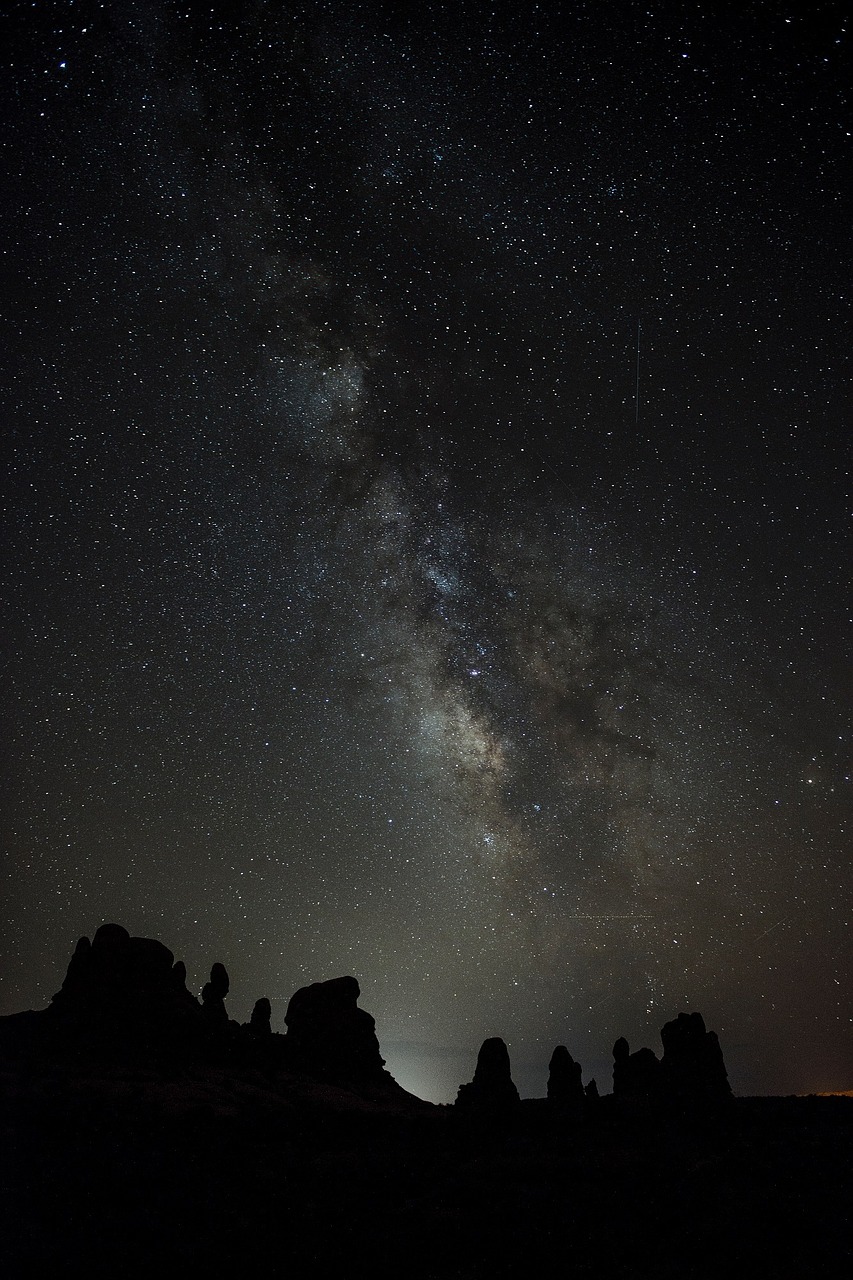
2,0,850,1101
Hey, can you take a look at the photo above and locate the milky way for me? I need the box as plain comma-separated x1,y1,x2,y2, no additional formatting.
2,2,849,1101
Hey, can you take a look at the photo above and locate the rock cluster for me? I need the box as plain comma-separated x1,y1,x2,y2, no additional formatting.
49,922,200,1041
613,1012,732,1108
661,1011,731,1103
19,921,736,1116
612,1037,664,1102
38,923,405,1093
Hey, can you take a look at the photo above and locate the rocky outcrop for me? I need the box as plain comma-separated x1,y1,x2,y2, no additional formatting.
547,1045,584,1107
284,975,388,1084
612,1037,663,1101
613,1014,733,1108
660,1011,732,1104
0,925,429,1111
456,1037,520,1111
248,997,272,1036
48,922,202,1042
201,962,230,1025
16,922,734,1122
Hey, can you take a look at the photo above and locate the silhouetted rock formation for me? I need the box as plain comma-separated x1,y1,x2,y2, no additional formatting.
248,997,272,1036
660,1011,732,1104
201,962,230,1025
547,1045,584,1107
612,1037,663,1101
613,1014,733,1109
3,921,738,1135
284,975,388,1084
0,924,431,1118
456,1037,521,1111
1,923,420,1098
48,922,202,1042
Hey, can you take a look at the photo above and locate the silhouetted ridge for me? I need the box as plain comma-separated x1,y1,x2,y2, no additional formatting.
6,923,414,1101
6,923,735,1115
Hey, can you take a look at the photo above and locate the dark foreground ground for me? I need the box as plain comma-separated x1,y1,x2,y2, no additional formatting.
2,1051,851,1279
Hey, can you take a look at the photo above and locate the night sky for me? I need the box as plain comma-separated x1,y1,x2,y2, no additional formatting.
2,0,849,1101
